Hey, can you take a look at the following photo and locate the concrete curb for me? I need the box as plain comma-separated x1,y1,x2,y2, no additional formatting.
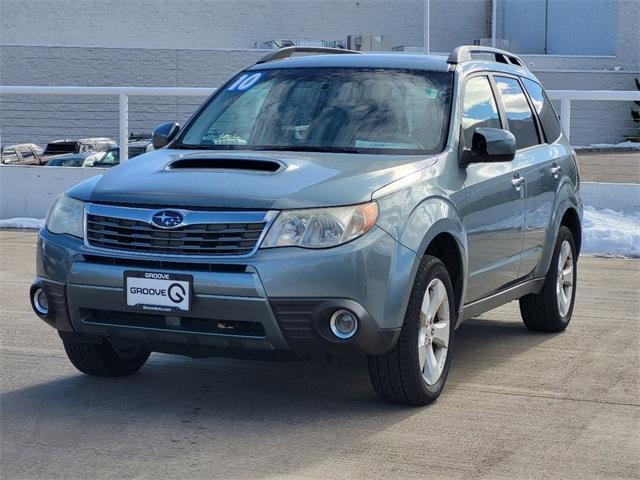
581,182,640,212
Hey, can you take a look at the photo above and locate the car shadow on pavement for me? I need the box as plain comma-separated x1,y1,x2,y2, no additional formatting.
1,315,558,478
450,316,560,385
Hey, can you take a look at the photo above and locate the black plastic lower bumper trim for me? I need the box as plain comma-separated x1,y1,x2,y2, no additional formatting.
270,298,400,355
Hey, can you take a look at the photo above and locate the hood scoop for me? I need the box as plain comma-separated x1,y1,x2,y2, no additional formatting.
165,156,283,173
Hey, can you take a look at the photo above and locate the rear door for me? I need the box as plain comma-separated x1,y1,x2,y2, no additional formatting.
493,76,562,279
460,74,526,303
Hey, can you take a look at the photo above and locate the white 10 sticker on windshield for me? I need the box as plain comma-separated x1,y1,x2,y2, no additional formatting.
227,72,263,92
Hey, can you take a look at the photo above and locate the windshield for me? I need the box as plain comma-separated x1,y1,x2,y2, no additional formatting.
178,68,452,155
97,149,119,166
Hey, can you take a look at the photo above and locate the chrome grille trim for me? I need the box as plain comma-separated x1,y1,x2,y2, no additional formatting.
84,203,277,258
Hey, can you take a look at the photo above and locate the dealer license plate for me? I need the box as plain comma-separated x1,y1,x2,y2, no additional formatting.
125,271,192,312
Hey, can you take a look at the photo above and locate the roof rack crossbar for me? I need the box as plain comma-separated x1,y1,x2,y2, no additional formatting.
256,46,363,64
447,45,527,69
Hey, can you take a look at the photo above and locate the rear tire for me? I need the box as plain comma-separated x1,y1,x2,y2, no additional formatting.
368,255,455,406
62,340,150,377
519,226,577,332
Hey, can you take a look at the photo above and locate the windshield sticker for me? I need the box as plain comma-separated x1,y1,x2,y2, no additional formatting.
425,87,439,99
227,72,263,92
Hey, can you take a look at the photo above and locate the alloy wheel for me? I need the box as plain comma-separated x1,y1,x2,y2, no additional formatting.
556,240,574,317
418,278,451,385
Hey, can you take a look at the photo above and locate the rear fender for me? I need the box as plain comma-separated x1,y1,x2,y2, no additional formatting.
536,179,582,278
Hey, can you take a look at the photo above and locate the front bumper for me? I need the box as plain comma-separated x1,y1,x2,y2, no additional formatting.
33,225,415,356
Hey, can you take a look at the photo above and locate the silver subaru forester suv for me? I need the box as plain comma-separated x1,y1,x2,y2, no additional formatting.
32,46,582,405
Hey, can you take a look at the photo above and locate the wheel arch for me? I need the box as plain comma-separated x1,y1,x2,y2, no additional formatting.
536,180,583,278
423,232,465,321
397,197,468,327
560,207,582,254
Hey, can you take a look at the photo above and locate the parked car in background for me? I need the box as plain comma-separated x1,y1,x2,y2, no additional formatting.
40,138,117,163
127,134,154,158
91,147,119,168
1,143,44,165
92,139,153,168
45,151,105,167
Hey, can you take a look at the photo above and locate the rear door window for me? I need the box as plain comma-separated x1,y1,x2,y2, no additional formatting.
522,78,562,142
494,76,540,150
461,76,502,147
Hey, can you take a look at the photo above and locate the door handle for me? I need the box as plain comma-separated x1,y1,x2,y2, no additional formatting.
550,164,562,178
511,174,525,190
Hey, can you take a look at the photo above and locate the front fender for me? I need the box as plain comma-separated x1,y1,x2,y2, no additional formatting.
378,193,468,328
400,197,467,257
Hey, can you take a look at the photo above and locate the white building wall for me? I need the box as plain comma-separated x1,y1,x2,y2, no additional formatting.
0,0,491,52
1,0,425,50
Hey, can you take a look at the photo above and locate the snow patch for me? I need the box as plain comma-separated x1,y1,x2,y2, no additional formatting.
574,140,640,151
0,217,44,229
582,206,640,257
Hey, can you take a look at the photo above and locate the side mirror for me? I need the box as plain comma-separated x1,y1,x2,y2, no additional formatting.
152,122,180,149
461,127,516,166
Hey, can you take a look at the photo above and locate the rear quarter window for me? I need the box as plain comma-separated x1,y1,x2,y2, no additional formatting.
522,78,562,142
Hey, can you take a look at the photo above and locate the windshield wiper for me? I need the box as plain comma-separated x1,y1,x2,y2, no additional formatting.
173,143,224,150
172,144,362,154
250,145,362,154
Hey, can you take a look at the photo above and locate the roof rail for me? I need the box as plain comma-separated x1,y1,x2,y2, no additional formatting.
447,45,527,69
256,46,363,64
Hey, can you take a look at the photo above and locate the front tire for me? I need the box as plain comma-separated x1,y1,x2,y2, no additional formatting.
368,255,455,406
519,226,577,332
62,340,150,377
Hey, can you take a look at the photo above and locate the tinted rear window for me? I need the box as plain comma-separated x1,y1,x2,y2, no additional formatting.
522,78,562,142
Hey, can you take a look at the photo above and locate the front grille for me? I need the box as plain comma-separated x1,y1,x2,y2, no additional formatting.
86,213,266,256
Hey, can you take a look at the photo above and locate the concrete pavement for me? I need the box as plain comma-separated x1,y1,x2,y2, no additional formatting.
577,151,640,183
1,229,639,479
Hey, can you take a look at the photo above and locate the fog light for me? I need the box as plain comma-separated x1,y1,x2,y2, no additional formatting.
32,287,49,316
329,309,358,339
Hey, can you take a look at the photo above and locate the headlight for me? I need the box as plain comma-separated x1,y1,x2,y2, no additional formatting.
261,201,378,249
46,195,85,238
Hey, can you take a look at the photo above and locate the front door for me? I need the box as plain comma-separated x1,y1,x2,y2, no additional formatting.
459,75,525,303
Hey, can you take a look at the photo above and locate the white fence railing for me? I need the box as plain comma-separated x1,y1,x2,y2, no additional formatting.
1,86,639,159
0,86,214,162
547,90,640,143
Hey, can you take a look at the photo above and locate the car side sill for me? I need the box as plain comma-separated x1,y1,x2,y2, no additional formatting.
461,278,545,321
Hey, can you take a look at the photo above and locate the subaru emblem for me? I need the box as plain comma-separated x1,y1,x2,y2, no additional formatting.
151,210,184,229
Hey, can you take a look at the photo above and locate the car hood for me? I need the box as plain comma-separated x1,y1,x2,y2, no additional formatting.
73,149,439,209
